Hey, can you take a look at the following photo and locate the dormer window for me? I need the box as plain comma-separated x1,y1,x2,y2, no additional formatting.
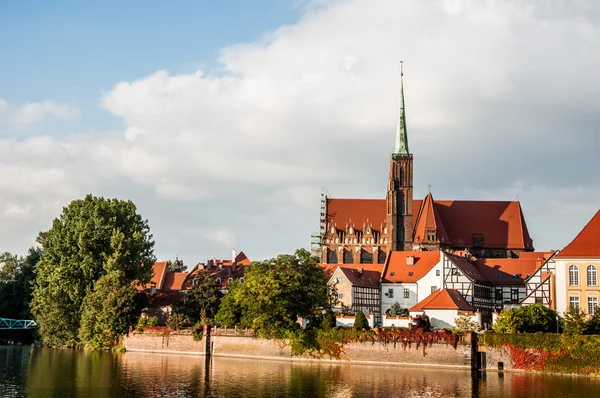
427,229,436,243
408,272,413,276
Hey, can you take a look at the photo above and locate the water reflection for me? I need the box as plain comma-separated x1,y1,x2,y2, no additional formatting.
1,346,600,397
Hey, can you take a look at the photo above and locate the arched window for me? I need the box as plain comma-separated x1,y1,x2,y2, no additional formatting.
569,265,579,286
327,250,338,264
587,265,597,286
343,250,353,264
360,250,372,264
378,251,386,264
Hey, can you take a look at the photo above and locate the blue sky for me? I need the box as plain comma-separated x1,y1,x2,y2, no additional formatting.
0,0,599,263
0,1,301,128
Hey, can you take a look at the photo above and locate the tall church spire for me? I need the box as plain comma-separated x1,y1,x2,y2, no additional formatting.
394,62,409,155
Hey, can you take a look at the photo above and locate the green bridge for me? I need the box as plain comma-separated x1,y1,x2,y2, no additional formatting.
0,318,37,330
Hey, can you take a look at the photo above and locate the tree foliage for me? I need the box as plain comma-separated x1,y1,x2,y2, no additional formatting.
30,194,155,347
79,271,140,348
0,248,41,319
386,301,408,317
493,305,558,334
214,249,330,336
562,306,587,335
454,314,481,332
353,311,370,330
173,273,222,323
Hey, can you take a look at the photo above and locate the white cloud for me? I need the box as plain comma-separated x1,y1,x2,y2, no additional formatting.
0,98,78,125
1,0,599,261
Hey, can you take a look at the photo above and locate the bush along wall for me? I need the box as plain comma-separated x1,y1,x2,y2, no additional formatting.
482,332,600,375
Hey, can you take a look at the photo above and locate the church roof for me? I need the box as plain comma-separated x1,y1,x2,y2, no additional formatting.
413,193,450,244
556,210,600,258
409,289,474,312
327,197,534,250
382,251,440,283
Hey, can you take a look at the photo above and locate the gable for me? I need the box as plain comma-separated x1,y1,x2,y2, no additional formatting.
556,210,600,258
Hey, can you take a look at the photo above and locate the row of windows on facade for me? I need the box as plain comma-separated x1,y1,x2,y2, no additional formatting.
569,296,598,315
328,250,387,264
568,265,598,286
326,237,384,245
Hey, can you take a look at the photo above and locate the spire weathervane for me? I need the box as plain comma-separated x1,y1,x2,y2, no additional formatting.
394,61,409,155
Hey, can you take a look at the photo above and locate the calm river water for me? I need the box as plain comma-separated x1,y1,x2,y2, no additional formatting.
1,345,599,397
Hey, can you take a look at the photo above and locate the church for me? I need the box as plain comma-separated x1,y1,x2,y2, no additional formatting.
320,70,534,265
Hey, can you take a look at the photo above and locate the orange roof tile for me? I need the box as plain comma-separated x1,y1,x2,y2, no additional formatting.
326,198,534,250
235,251,251,265
410,289,474,312
413,193,450,244
475,257,542,285
149,261,168,289
382,251,440,283
162,271,189,291
556,210,600,258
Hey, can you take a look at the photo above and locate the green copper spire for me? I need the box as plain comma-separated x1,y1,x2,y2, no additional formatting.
394,62,409,155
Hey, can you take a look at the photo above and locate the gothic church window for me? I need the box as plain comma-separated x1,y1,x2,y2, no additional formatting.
360,250,372,264
569,265,579,286
343,250,353,264
378,251,386,264
327,250,338,264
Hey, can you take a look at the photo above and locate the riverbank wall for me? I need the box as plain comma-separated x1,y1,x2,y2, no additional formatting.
123,330,475,369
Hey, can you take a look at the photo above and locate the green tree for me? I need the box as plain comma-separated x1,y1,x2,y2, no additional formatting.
353,311,370,330
0,248,41,319
585,308,600,335
454,314,481,332
79,271,139,348
563,306,587,335
386,302,408,317
215,280,245,327
31,194,155,347
493,309,523,333
214,249,330,336
173,273,222,323
518,304,557,333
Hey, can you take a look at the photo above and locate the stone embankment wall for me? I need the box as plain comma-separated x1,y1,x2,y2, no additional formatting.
123,332,474,369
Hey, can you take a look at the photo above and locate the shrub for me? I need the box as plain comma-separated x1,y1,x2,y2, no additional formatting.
321,312,337,330
454,314,481,332
585,307,600,334
192,322,204,341
166,313,191,330
493,305,558,333
563,306,587,335
353,311,370,330
386,302,408,317
412,314,431,331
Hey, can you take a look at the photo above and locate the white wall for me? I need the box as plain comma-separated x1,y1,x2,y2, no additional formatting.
382,314,412,328
410,310,481,330
555,259,567,314
381,283,417,315
416,260,444,303
335,314,375,328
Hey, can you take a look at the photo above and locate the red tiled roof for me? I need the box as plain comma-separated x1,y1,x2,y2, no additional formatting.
475,257,543,285
337,267,381,287
410,289,474,312
147,291,185,307
235,251,251,265
148,261,168,289
162,271,189,291
326,198,534,250
556,210,600,258
382,251,440,283
443,253,488,282
413,193,450,244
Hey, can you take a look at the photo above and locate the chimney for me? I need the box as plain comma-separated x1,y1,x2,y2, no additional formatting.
232,248,237,270
406,255,414,266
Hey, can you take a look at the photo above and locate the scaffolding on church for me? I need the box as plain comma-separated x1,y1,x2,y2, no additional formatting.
310,188,328,257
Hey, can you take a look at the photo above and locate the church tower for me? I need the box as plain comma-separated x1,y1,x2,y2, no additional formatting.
386,64,414,252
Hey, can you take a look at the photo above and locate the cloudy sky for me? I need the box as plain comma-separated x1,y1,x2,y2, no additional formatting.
1,0,598,264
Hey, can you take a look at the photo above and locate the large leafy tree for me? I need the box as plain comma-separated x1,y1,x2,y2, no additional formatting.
493,304,558,334
173,273,222,323
0,248,42,319
30,195,155,347
215,249,330,336
79,271,139,348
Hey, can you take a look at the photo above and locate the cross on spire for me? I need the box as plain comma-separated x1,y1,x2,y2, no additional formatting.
427,183,433,194
394,61,409,155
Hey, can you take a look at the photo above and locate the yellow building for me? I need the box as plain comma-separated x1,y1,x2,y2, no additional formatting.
555,210,600,315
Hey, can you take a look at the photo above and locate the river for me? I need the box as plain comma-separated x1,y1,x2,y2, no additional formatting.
1,345,599,397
